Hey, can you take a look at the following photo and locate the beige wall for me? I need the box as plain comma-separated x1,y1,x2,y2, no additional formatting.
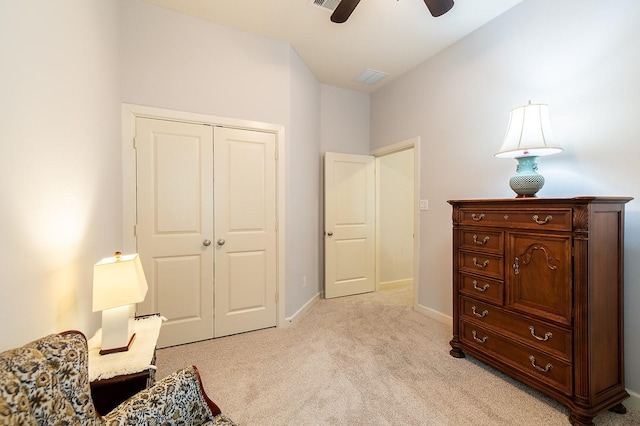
120,0,291,126
371,0,640,402
320,85,370,154
287,47,323,313
0,0,122,349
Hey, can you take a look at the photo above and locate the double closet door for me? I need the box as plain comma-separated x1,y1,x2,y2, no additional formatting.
135,118,277,347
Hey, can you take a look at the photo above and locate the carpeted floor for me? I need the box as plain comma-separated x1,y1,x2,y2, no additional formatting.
156,283,639,425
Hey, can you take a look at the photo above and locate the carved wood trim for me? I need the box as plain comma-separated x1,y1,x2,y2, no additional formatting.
519,243,560,271
573,206,589,232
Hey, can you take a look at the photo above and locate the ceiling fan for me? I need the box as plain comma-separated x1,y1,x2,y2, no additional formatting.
331,0,454,23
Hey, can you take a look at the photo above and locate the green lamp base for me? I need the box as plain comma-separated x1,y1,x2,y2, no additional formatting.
509,156,544,198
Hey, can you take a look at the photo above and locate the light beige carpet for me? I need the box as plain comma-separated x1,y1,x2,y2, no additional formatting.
156,284,639,425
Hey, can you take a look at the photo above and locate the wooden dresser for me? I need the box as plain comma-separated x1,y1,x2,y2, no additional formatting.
448,197,632,426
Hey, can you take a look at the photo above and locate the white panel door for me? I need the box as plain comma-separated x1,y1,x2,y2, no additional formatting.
324,152,375,298
135,117,214,348
214,127,277,337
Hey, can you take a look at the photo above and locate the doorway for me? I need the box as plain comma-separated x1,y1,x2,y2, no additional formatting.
121,104,286,347
374,138,419,308
376,147,415,296
323,137,420,307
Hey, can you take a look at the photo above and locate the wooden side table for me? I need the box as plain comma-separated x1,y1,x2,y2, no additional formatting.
88,314,162,415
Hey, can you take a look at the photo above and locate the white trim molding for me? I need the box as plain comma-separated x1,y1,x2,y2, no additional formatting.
285,293,320,324
625,389,640,411
415,303,453,328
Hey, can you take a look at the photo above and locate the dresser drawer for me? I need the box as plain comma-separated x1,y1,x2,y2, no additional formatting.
459,251,503,280
460,297,572,361
460,320,572,396
460,274,503,305
460,230,503,254
459,208,572,231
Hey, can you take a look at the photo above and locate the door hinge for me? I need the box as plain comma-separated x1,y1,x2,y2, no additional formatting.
275,220,278,232
134,224,137,237
275,291,278,303
133,137,137,149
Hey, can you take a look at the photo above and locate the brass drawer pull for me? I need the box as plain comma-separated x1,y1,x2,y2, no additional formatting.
473,235,490,246
532,214,553,225
471,213,485,221
472,330,488,343
513,257,520,275
529,326,553,341
473,258,489,269
529,355,553,373
472,280,489,292
472,306,489,318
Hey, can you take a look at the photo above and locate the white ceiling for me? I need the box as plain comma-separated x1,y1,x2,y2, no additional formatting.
142,0,523,93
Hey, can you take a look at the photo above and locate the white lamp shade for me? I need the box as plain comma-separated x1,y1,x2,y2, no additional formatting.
93,253,148,312
495,103,563,158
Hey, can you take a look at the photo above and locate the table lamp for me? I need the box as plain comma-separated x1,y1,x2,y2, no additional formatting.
495,102,563,197
93,252,148,355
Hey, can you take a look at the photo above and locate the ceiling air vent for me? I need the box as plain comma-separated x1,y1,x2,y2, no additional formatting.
355,68,388,85
309,0,341,12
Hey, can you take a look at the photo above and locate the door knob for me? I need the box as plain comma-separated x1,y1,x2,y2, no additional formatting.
217,239,226,246
327,232,333,237
203,239,212,246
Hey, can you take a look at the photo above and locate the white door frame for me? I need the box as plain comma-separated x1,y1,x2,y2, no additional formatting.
121,103,287,331
371,137,420,311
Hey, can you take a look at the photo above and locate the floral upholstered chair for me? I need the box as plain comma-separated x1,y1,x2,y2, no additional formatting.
0,330,236,425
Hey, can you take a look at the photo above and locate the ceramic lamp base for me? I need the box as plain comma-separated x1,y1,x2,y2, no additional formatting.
509,156,544,198
100,304,136,355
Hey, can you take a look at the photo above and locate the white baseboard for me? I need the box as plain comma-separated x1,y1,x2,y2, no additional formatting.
413,304,640,412
378,278,413,289
284,292,320,325
415,303,452,328
625,389,640,411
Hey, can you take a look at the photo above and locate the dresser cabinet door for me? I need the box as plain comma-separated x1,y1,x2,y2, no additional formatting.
506,233,573,326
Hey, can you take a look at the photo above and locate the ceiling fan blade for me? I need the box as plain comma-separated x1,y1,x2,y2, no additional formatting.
331,0,362,23
423,0,454,17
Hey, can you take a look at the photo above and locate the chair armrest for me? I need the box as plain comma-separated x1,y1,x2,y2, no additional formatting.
102,366,222,425
192,365,222,416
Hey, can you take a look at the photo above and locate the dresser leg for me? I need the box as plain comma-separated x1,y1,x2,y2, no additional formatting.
569,412,594,426
609,403,627,414
449,348,465,358
449,336,465,358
